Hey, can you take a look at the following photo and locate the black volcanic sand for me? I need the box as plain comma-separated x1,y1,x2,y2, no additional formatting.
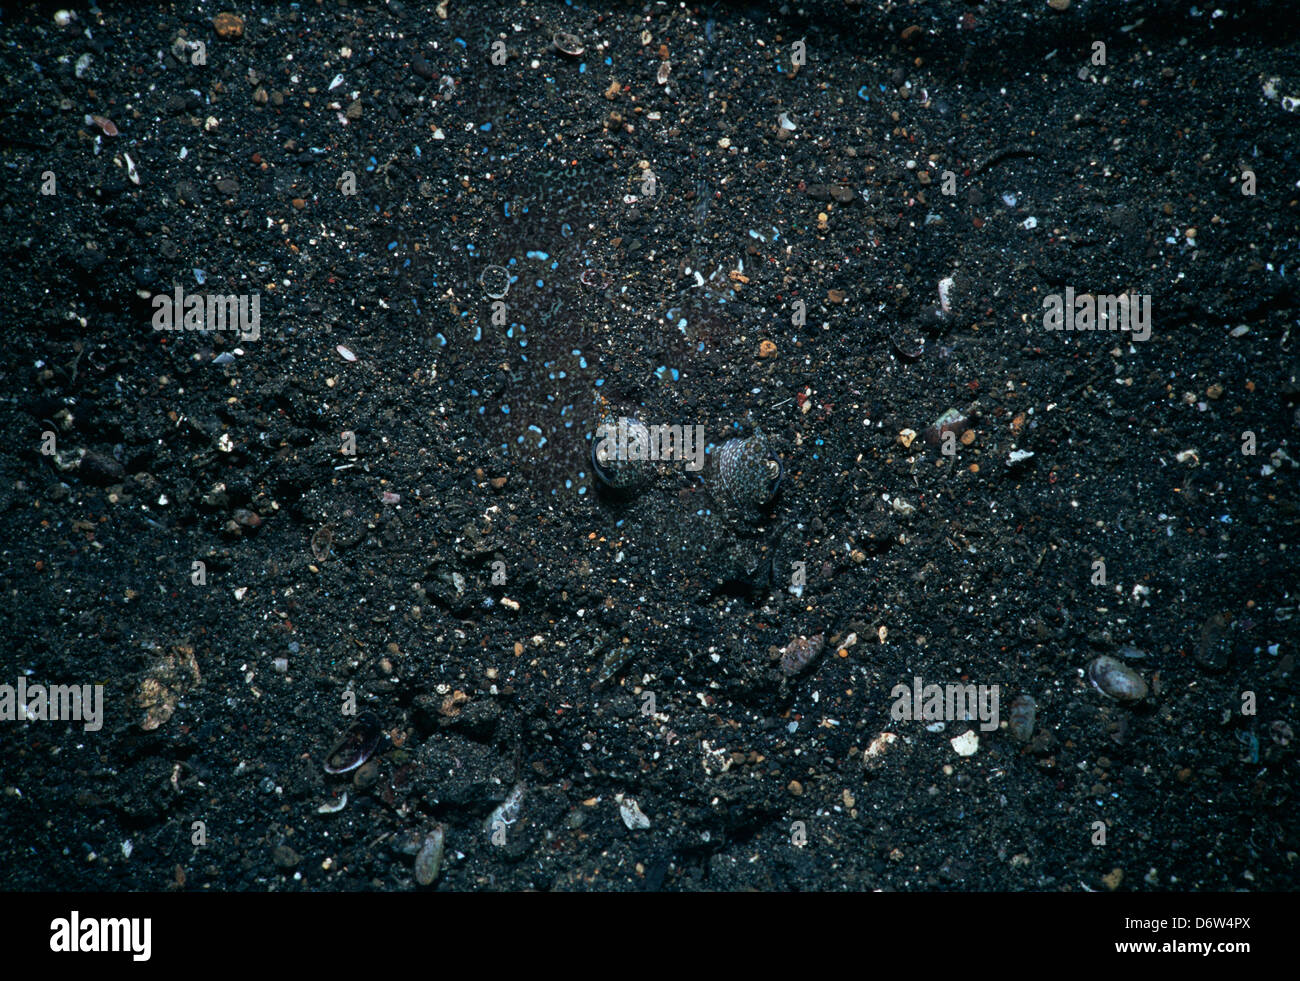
1,0,1297,891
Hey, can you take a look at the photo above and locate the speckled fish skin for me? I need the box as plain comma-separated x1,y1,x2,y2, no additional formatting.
590,412,653,493
715,428,782,507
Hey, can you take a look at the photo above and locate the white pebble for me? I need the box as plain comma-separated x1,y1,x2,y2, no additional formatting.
619,797,651,830
950,730,980,756
937,276,954,313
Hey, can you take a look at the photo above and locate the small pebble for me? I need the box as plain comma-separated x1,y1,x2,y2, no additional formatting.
233,508,261,528
213,12,244,39
414,827,445,885
619,797,651,830
317,791,348,814
950,730,979,756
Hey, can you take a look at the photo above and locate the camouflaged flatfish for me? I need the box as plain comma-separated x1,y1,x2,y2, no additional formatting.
715,428,782,507
590,412,654,493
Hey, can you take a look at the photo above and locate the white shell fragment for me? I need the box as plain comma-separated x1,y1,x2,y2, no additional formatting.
619,796,651,830
1087,656,1148,703
937,276,954,313
336,344,357,362
950,730,980,756
485,782,526,834
317,791,348,814
862,731,898,772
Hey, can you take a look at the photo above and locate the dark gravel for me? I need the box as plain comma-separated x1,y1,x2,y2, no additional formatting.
1,0,1298,891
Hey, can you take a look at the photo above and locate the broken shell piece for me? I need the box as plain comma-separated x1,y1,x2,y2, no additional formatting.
1087,656,1148,703
862,731,898,772
1007,449,1035,468
950,730,979,756
892,328,925,361
485,782,526,834
553,31,584,56
317,790,348,814
619,796,651,830
923,407,973,446
937,276,954,313
323,711,383,773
